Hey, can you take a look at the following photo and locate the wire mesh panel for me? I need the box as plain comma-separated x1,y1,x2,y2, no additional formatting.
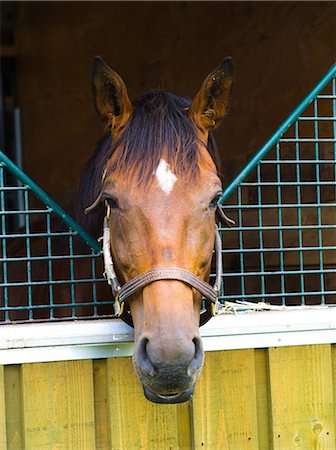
1,66,335,324
0,151,112,323
219,64,336,307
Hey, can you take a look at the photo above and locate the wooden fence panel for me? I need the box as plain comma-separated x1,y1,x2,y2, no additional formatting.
254,349,271,450
192,349,259,450
21,360,96,449
1,344,335,449
331,345,336,450
93,359,111,449
3,365,23,450
106,357,191,450
0,366,7,450
268,344,335,450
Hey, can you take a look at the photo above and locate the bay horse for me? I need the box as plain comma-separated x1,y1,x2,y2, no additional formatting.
81,56,233,403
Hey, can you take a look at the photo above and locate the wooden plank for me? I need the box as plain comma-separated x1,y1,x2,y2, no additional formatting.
331,344,336,450
107,357,191,450
269,344,335,450
192,349,259,450
93,359,111,449
4,365,23,450
254,349,271,450
0,366,7,450
21,360,96,449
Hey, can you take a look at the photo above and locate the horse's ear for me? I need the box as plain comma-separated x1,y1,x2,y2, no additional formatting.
190,58,233,131
92,56,132,131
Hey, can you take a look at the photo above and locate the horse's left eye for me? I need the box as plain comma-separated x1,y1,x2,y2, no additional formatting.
209,192,222,210
105,196,119,209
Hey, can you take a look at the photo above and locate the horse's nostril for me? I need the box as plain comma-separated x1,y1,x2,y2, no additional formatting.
188,336,204,377
136,337,155,377
193,336,203,359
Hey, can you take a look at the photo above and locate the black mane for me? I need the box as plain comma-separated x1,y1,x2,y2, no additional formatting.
75,90,220,238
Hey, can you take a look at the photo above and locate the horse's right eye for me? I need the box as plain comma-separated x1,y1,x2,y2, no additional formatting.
106,197,119,209
209,192,222,211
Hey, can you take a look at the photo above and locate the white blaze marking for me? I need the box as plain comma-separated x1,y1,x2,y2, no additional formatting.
155,159,177,194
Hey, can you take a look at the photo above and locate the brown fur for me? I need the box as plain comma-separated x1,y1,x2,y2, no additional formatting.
89,57,233,403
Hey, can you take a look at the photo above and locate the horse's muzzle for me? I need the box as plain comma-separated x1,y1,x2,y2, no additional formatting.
133,334,204,404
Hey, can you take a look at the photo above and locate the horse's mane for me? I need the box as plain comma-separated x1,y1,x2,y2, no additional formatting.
75,90,221,238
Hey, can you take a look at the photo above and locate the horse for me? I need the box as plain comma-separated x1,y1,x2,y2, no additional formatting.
79,56,233,403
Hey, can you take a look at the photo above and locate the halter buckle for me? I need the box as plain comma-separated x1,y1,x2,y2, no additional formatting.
113,293,124,317
212,285,220,316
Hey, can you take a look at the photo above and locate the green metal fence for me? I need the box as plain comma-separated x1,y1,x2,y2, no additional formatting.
1,64,335,324
0,152,112,323
218,64,336,307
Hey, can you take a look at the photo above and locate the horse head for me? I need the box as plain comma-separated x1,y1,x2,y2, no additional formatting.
86,56,233,403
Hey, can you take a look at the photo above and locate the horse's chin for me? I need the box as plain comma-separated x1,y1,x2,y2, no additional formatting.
143,385,194,404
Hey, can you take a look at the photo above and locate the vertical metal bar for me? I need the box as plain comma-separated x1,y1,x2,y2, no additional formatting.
0,164,9,321
314,98,325,304
276,143,286,305
46,212,54,319
68,234,76,318
333,78,336,190
256,164,265,300
219,227,224,300
332,75,336,308
91,252,98,317
237,186,245,300
333,76,336,305
24,189,33,319
294,121,305,305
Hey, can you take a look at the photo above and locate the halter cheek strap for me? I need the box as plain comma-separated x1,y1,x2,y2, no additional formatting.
102,215,223,327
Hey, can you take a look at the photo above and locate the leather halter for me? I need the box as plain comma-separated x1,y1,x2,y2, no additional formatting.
102,211,224,327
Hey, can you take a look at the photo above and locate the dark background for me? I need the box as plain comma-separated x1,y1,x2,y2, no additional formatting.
1,1,335,209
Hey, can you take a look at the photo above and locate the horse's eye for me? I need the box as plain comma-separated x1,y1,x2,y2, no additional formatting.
209,192,222,211
106,196,119,209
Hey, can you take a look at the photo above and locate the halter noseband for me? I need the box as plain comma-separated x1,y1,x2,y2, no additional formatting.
102,212,223,327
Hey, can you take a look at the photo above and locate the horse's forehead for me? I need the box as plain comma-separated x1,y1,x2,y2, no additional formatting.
106,144,220,202
155,159,178,195
110,162,218,198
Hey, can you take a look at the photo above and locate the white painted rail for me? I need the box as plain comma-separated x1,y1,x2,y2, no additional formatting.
1,307,335,365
